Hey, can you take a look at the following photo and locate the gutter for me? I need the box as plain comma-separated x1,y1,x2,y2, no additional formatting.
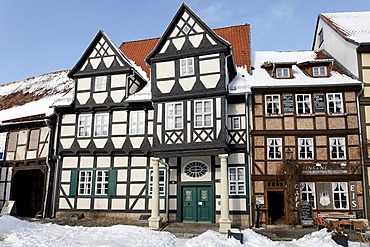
50,112,61,218
159,159,170,223
246,92,254,227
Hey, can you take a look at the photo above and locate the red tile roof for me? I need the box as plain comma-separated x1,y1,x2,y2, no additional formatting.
119,24,250,77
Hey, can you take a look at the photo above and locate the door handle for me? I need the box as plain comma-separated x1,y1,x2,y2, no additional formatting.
198,202,203,206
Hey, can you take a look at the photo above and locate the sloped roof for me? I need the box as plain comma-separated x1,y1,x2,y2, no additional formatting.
120,24,251,77
229,50,362,94
0,70,74,123
320,11,370,44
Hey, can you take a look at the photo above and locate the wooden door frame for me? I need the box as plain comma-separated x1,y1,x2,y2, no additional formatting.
266,188,287,225
177,182,215,223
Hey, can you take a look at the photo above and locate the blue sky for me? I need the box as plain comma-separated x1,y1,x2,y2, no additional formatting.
0,0,369,84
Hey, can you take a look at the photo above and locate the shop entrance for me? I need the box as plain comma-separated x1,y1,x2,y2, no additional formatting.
10,169,45,217
267,190,285,225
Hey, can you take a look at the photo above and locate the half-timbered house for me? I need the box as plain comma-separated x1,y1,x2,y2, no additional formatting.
54,3,251,232
235,50,364,226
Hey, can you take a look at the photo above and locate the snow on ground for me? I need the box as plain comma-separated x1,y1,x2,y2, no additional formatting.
0,216,363,247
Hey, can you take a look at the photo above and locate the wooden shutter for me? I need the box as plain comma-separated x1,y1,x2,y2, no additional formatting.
69,170,78,196
108,169,117,196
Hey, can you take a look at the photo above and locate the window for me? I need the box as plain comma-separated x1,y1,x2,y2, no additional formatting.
327,93,343,114
332,182,348,209
313,66,327,77
95,170,109,195
231,117,241,130
94,76,107,92
267,138,282,159
318,29,324,47
276,68,290,78
229,167,246,195
129,111,145,135
180,57,194,76
330,137,346,159
265,94,280,115
184,161,208,178
28,129,40,150
298,138,313,159
148,169,166,196
301,182,316,209
94,113,109,137
78,114,92,137
296,94,312,114
7,132,18,152
165,102,183,130
194,100,213,128
78,170,93,195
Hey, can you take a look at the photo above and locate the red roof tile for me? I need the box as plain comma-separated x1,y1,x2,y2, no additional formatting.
119,24,250,77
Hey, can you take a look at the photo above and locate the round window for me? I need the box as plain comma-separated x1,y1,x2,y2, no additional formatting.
184,161,208,178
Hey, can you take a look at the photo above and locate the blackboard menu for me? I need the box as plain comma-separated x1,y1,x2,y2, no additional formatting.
300,201,314,226
314,95,325,112
356,211,363,219
283,96,294,113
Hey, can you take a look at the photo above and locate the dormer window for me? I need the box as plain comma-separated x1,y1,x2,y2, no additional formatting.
313,66,327,77
276,68,290,78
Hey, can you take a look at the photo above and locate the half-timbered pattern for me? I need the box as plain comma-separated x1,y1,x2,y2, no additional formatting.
244,51,363,226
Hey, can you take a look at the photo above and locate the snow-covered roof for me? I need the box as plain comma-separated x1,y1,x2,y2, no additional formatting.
0,70,74,123
321,11,370,44
125,82,151,102
229,50,362,94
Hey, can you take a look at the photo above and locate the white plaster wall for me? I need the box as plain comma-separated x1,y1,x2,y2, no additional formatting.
181,156,211,182
132,156,147,166
114,157,128,167
111,90,125,103
111,74,126,88
130,137,144,149
94,198,108,210
229,198,247,211
200,58,220,74
117,170,127,182
77,140,90,148
61,170,71,183
130,184,144,195
26,150,37,159
60,126,75,137
362,53,370,67
169,198,177,210
59,198,74,210
156,61,175,79
62,114,76,124
130,198,145,210
116,184,126,196
111,199,125,210
60,139,73,149
93,139,107,148
157,80,175,93
80,156,94,168
228,103,245,115
112,137,124,149
112,111,127,123
93,92,108,104
76,198,91,209
112,124,125,135
62,157,78,168
97,156,110,168
130,169,146,182
77,92,90,105
40,127,49,142
228,153,245,164
77,78,91,91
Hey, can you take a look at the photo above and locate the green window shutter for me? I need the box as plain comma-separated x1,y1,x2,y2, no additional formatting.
108,169,117,196
69,170,78,196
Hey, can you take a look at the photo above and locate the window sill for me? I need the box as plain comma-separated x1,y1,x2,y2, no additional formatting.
296,113,315,117
265,114,283,117
327,113,347,117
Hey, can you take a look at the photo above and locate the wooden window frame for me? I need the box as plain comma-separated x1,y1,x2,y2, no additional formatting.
95,170,109,196
295,94,312,114
313,66,327,77
77,114,92,137
180,57,194,76
194,99,213,128
265,94,281,115
228,166,246,195
298,138,314,160
94,76,107,92
165,102,183,130
129,111,145,135
94,112,109,137
276,68,290,78
267,138,282,160
326,93,344,114
300,182,316,209
330,137,346,160
332,182,349,209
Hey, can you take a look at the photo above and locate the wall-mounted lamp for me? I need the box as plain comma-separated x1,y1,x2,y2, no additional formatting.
286,148,293,160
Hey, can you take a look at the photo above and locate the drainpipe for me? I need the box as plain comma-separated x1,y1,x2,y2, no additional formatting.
42,118,53,218
50,112,61,218
357,84,367,218
159,158,170,223
246,92,254,227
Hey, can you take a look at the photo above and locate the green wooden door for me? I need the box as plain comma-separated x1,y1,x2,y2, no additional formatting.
197,187,211,222
183,187,197,221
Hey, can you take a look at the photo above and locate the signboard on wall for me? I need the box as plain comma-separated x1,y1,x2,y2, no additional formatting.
314,95,325,112
283,96,294,113
0,133,7,161
349,182,359,210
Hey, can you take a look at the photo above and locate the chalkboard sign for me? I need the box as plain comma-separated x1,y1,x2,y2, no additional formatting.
300,201,314,226
356,211,364,219
283,96,294,113
314,95,325,112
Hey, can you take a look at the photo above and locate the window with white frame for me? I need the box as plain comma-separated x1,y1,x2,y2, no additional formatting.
313,66,327,77
276,68,290,78
129,111,145,135
194,100,212,128
180,57,194,76
166,102,183,130
78,170,93,195
148,169,166,196
327,93,343,114
300,182,316,209
330,137,346,159
332,182,348,209
265,94,281,115
94,76,107,92
296,94,312,114
231,116,241,130
298,138,313,159
267,138,282,159
95,170,109,195
78,114,92,137
94,113,109,137
228,167,246,195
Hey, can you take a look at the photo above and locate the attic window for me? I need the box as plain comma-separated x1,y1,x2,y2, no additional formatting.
276,68,290,78
313,66,327,77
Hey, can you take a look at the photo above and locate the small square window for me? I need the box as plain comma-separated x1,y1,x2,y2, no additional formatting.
313,66,327,77
231,117,241,130
276,68,290,78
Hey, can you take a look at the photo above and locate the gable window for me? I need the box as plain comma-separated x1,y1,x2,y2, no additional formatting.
166,102,183,130
276,68,290,78
330,137,346,159
194,100,212,128
129,111,145,135
78,170,93,195
78,114,92,137
94,76,107,92
313,66,327,77
296,94,312,114
327,93,343,114
229,167,246,195
148,168,166,196
265,94,280,115
298,138,313,159
231,116,241,130
267,138,282,160
301,182,316,209
94,113,109,137
332,182,348,209
180,57,194,76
